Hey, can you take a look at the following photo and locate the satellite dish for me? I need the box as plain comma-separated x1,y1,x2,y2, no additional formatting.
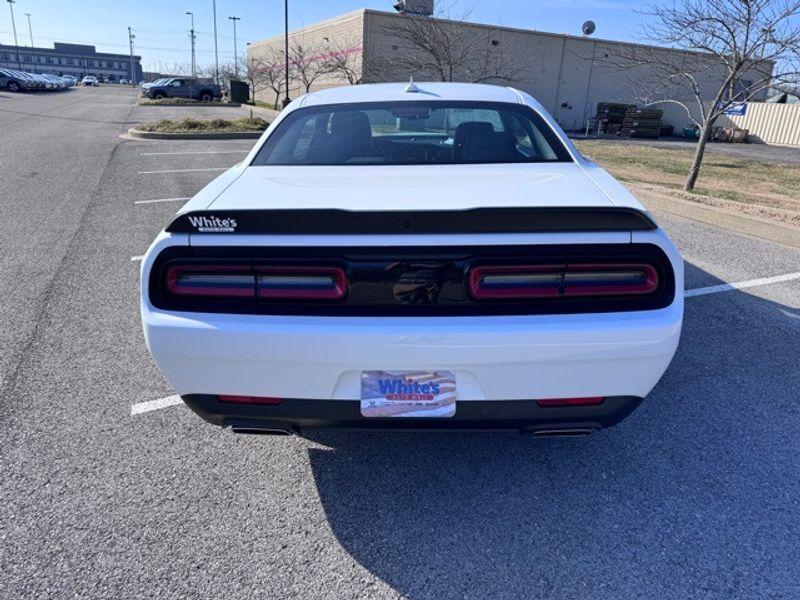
582,20,596,36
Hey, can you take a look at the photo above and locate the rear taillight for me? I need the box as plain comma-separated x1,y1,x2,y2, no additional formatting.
165,265,255,298
469,263,659,300
219,395,284,405
256,266,347,300
163,263,347,301
536,397,604,408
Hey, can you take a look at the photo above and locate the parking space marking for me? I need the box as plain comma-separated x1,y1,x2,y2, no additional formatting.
130,395,183,415
685,271,800,298
135,197,191,205
140,151,249,156
131,255,144,262
138,167,228,174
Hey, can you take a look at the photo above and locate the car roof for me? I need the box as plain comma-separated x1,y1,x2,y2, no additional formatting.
297,82,524,108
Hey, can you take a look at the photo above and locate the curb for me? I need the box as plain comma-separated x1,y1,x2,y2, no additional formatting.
136,101,242,107
127,128,263,140
631,183,800,250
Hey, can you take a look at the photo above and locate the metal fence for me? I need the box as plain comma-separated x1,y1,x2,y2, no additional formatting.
654,101,800,147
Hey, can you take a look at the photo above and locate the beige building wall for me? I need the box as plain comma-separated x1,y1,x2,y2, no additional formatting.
247,10,366,105
249,9,772,131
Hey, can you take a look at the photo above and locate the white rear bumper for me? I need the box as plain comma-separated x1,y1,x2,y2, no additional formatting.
142,299,682,401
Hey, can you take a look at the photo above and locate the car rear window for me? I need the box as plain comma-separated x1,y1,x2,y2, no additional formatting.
252,101,573,166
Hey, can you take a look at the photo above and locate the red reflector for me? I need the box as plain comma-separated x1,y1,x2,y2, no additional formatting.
256,266,347,300
165,265,255,298
218,395,284,405
536,397,604,408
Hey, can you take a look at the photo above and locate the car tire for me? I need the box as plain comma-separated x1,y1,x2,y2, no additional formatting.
200,91,213,103
7,81,20,93
153,92,166,100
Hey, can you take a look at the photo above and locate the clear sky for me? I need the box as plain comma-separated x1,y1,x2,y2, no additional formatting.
1,0,646,72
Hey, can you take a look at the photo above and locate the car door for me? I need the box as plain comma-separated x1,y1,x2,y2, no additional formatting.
169,79,187,98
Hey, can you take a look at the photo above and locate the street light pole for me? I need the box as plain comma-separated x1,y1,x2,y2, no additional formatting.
283,0,290,107
228,16,240,79
186,11,196,78
212,0,219,84
7,0,21,70
128,26,136,86
24,12,36,73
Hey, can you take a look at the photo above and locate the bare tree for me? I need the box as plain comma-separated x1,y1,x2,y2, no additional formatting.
378,9,525,83
290,42,332,93
606,0,800,191
325,38,365,85
245,49,289,107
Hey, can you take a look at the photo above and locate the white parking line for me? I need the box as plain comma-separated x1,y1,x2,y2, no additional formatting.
138,167,228,174
130,395,183,415
685,271,800,298
134,197,190,205
140,151,249,156
131,255,143,262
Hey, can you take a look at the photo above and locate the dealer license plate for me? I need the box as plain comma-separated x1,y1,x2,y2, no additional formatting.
361,371,456,418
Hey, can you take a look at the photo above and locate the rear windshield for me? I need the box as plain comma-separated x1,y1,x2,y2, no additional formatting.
252,101,572,166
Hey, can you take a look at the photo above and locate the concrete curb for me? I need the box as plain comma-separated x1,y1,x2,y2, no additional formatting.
631,183,800,250
127,128,263,140
136,101,242,107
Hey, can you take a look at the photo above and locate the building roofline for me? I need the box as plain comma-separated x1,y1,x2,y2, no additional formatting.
248,8,367,49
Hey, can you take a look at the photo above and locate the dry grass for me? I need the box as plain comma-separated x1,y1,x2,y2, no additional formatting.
138,117,268,133
574,140,800,217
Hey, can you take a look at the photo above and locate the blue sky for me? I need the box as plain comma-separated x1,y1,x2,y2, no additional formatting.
1,0,646,71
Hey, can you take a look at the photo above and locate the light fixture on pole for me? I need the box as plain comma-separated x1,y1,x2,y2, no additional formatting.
228,16,240,80
186,11,196,78
24,12,36,73
283,0,290,107
6,0,21,70
212,0,219,84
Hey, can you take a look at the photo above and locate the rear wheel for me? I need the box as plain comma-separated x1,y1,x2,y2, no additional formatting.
7,81,21,93
200,91,213,103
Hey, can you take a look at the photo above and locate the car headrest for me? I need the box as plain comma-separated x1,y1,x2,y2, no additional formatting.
330,111,372,141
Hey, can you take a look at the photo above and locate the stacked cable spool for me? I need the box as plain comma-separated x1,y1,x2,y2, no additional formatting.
594,103,635,135
621,107,664,138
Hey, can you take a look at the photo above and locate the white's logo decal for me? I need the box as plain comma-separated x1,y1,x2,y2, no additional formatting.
187,215,238,232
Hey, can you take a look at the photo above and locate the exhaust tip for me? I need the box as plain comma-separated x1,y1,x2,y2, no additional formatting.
231,427,293,436
531,428,593,438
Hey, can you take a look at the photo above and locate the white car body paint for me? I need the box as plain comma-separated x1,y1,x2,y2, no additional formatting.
141,82,683,425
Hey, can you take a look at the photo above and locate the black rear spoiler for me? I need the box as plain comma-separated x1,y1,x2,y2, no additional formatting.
165,207,657,235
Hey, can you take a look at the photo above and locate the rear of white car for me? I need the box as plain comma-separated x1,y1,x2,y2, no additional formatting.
140,83,683,435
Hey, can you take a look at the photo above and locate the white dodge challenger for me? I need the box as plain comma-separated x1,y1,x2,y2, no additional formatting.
140,82,683,436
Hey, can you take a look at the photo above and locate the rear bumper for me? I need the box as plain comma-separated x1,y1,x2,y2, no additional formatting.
183,394,643,434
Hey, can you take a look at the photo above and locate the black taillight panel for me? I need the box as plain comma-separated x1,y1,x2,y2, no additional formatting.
148,244,675,316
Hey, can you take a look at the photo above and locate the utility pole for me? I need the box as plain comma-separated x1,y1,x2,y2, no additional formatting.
128,27,136,85
7,0,21,70
24,12,36,73
212,0,219,84
186,11,196,78
228,16,240,79
283,0,290,107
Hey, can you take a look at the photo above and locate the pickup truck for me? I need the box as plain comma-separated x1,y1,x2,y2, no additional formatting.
143,78,223,102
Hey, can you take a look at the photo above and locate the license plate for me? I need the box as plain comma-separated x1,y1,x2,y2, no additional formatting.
361,371,456,418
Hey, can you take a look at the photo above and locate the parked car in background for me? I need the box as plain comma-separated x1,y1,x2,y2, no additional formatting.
120,78,129,85
141,77,170,92
142,77,222,102
62,75,78,87
82,76,99,87
0,68,33,92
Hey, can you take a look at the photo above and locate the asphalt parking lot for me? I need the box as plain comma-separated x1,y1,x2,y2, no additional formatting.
2,86,799,600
